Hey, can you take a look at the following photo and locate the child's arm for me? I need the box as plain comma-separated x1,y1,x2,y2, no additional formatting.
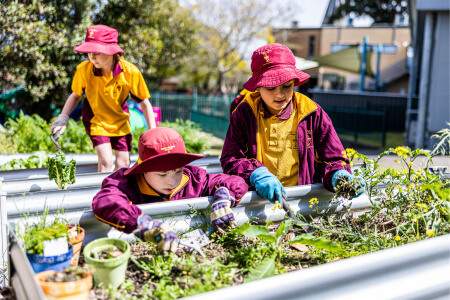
140,98,157,129
221,105,264,184
51,92,81,136
313,107,352,192
92,171,142,234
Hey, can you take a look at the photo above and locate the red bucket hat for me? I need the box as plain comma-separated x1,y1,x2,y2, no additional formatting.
124,127,204,175
243,43,310,92
74,25,124,56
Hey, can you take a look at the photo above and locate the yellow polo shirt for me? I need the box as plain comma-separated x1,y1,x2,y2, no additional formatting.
258,100,300,186
72,59,151,136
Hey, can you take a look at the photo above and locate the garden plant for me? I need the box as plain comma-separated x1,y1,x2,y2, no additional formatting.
80,125,449,299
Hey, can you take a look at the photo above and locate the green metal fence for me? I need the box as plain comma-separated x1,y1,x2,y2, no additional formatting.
149,91,388,147
322,106,387,147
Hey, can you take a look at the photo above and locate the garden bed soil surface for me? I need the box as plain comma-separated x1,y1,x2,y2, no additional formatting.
82,225,320,299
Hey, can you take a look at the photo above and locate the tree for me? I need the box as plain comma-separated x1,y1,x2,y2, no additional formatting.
0,0,198,119
0,0,94,119
182,0,296,93
328,0,408,24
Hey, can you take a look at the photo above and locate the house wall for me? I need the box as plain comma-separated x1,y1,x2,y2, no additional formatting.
320,26,411,76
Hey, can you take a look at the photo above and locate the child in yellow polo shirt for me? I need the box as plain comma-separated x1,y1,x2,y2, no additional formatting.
51,25,156,172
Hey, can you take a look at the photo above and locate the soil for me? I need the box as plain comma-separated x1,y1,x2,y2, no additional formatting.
84,225,319,299
44,266,87,283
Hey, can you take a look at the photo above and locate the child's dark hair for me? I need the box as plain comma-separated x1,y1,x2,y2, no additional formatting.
113,53,122,64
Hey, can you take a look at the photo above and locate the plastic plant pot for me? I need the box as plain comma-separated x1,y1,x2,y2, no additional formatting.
83,238,130,289
35,269,93,300
27,244,73,274
68,226,85,266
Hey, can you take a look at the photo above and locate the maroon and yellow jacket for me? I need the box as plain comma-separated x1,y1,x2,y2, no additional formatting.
92,165,248,233
221,91,351,192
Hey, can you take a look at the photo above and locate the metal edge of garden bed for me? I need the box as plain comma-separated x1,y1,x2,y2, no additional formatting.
184,233,450,300
0,155,222,181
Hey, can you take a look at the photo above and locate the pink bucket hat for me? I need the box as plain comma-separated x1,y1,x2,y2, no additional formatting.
124,127,204,175
243,43,310,92
74,25,124,55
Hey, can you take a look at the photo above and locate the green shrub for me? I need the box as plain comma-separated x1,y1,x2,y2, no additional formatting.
159,119,211,154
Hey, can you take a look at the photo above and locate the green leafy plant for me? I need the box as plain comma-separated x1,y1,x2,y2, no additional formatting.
1,151,48,170
48,151,76,190
18,209,70,255
236,220,344,282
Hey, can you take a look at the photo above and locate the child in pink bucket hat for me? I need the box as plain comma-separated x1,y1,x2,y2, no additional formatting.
221,43,365,205
93,127,248,253
51,25,157,172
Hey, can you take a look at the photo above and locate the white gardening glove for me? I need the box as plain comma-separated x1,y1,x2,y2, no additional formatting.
50,114,69,136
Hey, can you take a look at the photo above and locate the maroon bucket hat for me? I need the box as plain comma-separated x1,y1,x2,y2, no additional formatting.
243,43,310,92
124,127,204,175
74,25,124,55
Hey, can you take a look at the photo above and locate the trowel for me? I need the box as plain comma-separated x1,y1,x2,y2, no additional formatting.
51,133,62,151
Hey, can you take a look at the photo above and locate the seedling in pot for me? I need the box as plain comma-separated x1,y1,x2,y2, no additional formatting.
92,246,123,260
44,266,87,283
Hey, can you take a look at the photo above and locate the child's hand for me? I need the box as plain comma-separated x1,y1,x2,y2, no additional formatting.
50,114,69,136
211,187,237,231
332,169,366,199
134,215,179,253
250,167,286,204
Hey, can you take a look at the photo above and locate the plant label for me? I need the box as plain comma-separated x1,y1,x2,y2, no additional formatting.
44,237,68,257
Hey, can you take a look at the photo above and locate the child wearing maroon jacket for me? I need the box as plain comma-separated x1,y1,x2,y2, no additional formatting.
93,127,248,252
221,43,365,204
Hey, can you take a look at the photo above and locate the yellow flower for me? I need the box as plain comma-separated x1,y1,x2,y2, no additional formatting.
412,218,417,222
345,148,356,156
394,159,400,164
403,169,407,174
425,229,435,237
341,161,347,166
395,235,401,241
272,202,282,210
394,146,409,158
424,209,428,212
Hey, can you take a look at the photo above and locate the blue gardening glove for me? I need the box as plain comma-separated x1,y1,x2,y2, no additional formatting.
211,187,237,231
250,167,286,204
134,215,179,253
332,169,366,199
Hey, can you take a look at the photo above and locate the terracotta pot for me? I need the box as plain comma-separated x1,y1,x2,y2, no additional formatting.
67,226,85,266
35,270,92,300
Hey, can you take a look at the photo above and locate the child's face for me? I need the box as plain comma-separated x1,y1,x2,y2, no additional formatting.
88,52,114,70
257,80,295,115
143,167,184,196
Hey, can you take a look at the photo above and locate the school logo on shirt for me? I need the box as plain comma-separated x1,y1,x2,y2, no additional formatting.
161,145,175,153
88,28,98,39
307,130,313,148
261,50,272,65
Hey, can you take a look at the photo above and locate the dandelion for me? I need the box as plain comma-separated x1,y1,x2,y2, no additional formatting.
395,235,401,241
426,229,435,237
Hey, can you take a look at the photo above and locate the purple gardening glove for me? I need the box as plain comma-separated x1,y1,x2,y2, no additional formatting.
211,187,237,231
134,215,179,253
